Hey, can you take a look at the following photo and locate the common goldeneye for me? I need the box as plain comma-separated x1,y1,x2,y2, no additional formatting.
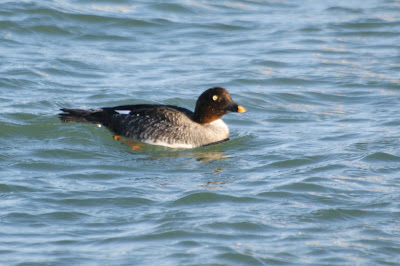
59,87,246,148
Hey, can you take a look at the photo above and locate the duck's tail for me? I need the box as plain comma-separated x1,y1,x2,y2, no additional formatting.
59,109,104,124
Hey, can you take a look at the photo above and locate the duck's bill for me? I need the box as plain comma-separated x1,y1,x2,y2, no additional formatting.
237,105,246,113
226,104,247,113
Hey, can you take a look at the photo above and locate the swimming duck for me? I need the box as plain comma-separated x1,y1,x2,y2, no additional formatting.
59,87,246,148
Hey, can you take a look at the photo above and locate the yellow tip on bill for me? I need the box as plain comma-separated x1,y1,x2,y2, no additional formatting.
237,105,247,113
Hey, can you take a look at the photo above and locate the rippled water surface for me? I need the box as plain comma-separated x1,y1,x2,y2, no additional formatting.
1,0,400,264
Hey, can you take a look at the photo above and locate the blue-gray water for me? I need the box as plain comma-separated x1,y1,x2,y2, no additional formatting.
1,0,400,265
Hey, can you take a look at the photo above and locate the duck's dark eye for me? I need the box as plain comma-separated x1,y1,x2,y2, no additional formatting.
212,95,218,101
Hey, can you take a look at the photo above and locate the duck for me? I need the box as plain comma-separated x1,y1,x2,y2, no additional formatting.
59,87,246,148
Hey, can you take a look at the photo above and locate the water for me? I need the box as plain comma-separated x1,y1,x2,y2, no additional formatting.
1,0,400,264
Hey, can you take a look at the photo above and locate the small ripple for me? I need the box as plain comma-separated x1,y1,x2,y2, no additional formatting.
198,22,252,31
257,191,298,199
33,66,103,79
308,163,346,174
332,19,400,30
74,34,132,42
337,31,399,37
56,58,101,72
0,20,29,34
17,3,65,18
217,252,266,265
121,18,169,28
299,26,323,32
307,91,366,103
174,240,202,248
363,152,400,162
250,58,290,67
268,158,315,169
53,197,154,208
325,6,363,14
151,3,197,14
309,208,387,222
28,25,72,36
102,230,201,243
276,182,330,193
40,211,90,221
270,91,321,105
170,192,260,206
319,133,361,142
0,183,36,193
4,211,89,223
67,13,128,24
268,77,323,86
204,221,273,233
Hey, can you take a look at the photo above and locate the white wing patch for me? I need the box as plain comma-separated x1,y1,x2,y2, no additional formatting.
115,110,131,115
